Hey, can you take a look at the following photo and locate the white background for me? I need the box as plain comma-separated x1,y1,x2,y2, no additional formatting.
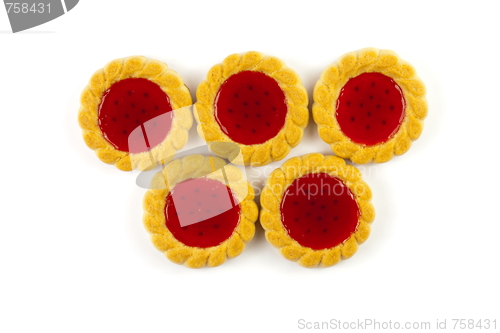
1,1,499,332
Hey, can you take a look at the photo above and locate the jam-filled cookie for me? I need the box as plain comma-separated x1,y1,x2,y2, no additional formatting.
260,153,375,268
78,56,193,171
143,155,258,268
195,51,309,166
313,48,427,163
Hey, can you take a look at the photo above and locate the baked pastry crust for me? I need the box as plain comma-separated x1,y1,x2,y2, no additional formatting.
194,51,309,167
78,56,193,171
260,153,375,268
143,155,258,268
313,48,427,163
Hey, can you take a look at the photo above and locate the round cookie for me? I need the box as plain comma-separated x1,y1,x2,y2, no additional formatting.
143,155,258,268
260,153,375,268
78,56,193,171
195,51,309,166
313,48,427,163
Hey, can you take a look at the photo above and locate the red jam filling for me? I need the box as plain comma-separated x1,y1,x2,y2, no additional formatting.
214,71,287,145
98,78,174,153
164,178,241,248
280,173,360,250
336,72,405,146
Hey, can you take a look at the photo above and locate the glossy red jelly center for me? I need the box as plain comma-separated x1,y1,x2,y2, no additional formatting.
280,173,360,250
336,72,405,146
164,178,241,248
98,78,174,153
214,71,287,145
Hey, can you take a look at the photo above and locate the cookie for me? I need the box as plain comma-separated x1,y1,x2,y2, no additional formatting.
260,153,375,267
195,51,309,166
143,155,258,268
313,48,427,163
78,56,193,171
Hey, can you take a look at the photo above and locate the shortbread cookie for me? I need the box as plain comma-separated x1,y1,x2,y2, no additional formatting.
78,56,193,171
143,155,258,268
313,48,427,163
260,153,375,268
195,51,309,166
